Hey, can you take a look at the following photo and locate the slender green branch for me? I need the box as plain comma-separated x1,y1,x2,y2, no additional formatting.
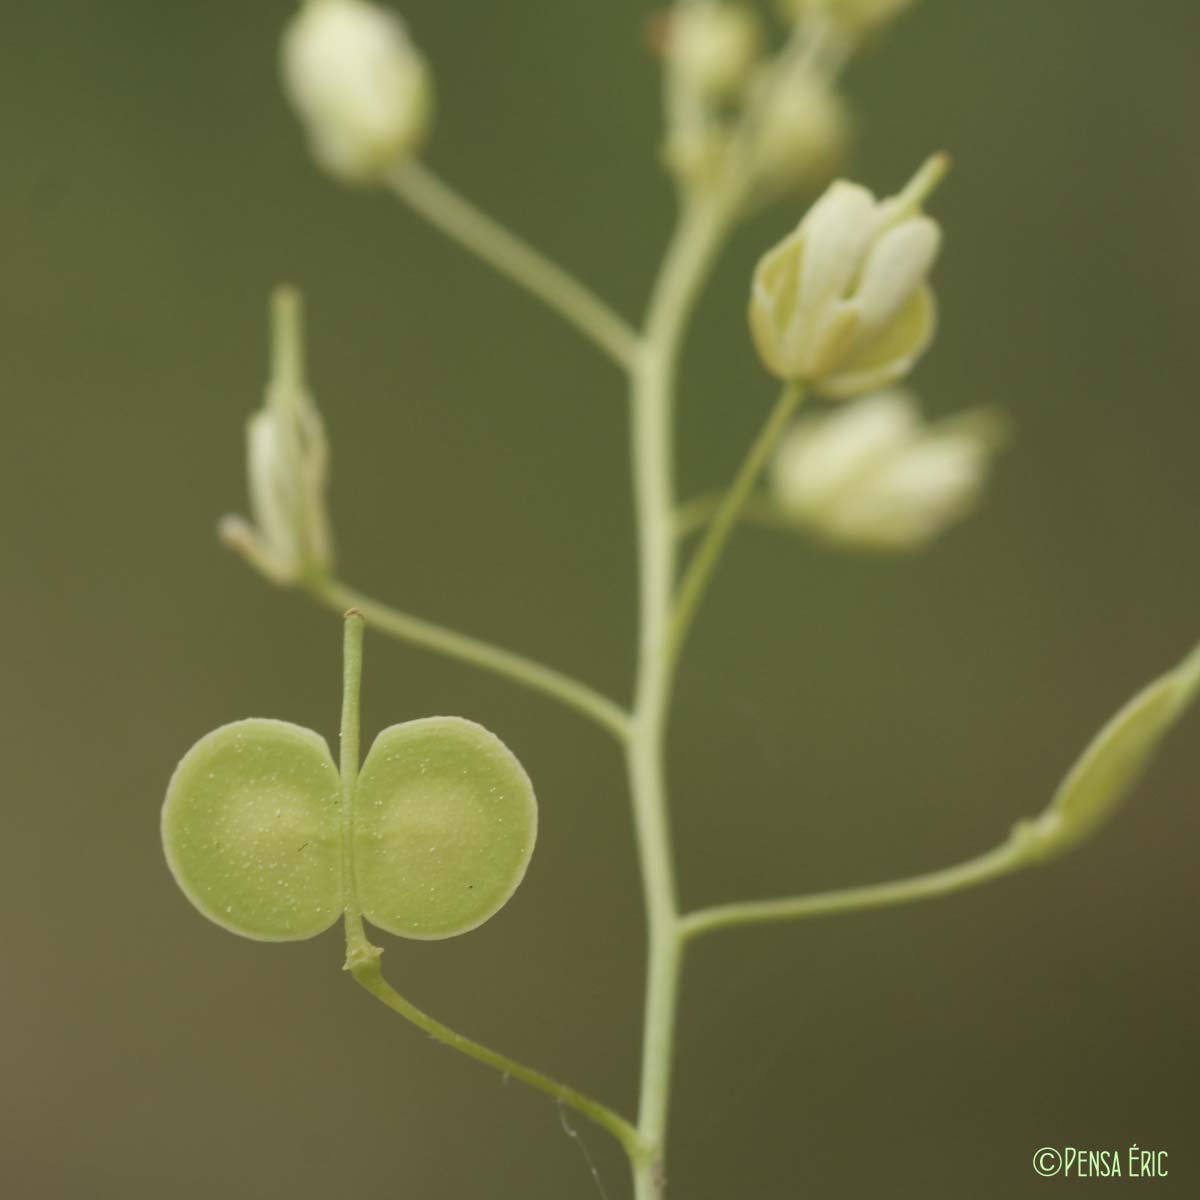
337,611,374,963
680,839,1028,942
682,635,1200,943
308,576,631,741
388,160,638,369
334,612,645,1160
348,957,648,1162
668,383,805,676
674,491,794,540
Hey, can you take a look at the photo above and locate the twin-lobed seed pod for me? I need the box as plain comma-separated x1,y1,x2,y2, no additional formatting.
162,627,537,943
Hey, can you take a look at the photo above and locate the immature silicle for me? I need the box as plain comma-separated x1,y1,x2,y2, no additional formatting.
161,616,538,944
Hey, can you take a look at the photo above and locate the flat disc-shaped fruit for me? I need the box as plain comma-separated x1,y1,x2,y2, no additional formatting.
162,718,342,941
354,717,537,939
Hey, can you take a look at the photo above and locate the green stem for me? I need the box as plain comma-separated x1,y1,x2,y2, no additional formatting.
626,190,735,1200
334,612,645,1160
337,610,374,964
680,840,1027,942
684,633,1200,942
309,577,630,741
668,383,805,678
348,958,648,1163
388,161,638,370
674,491,794,540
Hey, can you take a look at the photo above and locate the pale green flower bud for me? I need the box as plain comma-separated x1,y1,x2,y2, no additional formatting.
747,67,852,198
770,391,1002,551
668,4,763,100
281,0,432,185
220,289,334,585
748,154,948,396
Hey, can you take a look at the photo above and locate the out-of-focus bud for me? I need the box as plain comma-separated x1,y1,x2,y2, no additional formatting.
770,391,1003,551
746,66,852,198
778,0,917,40
663,121,736,190
281,0,432,185
667,4,763,100
220,288,334,585
748,154,948,397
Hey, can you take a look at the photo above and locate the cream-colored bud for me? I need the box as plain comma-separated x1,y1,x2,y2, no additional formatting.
281,0,431,185
220,289,334,585
668,4,763,100
770,391,1001,550
748,68,852,198
748,154,947,396
662,121,734,190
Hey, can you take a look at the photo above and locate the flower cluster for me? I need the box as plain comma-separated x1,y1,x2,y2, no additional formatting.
748,152,1008,550
659,2,852,201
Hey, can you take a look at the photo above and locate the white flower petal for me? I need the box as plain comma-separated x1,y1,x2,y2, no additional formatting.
772,391,917,515
796,182,879,344
820,286,937,399
850,216,941,340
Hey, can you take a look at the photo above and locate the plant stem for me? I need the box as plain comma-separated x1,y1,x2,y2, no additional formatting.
674,491,793,540
626,190,735,1199
309,576,630,741
348,957,648,1163
388,161,638,370
335,612,646,1160
680,839,1028,942
668,383,805,679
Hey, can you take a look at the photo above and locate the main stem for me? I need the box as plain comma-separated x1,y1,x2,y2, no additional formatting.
627,192,732,1199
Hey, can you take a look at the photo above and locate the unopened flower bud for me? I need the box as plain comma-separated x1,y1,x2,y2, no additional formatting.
747,68,852,198
749,154,948,397
668,4,763,100
220,288,334,585
770,391,1002,550
281,0,432,185
663,122,735,189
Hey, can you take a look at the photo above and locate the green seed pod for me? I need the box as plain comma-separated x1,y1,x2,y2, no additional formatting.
161,719,342,941
355,717,537,940
1025,667,1194,861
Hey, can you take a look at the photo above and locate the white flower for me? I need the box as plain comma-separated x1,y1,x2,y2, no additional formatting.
220,289,334,585
281,0,431,185
770,391,1003,550
749,154,947,397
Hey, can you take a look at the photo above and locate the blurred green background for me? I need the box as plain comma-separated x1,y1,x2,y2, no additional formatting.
3,1,1198,1196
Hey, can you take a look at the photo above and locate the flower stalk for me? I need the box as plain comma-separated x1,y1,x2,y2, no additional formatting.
194,4,1200,1198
